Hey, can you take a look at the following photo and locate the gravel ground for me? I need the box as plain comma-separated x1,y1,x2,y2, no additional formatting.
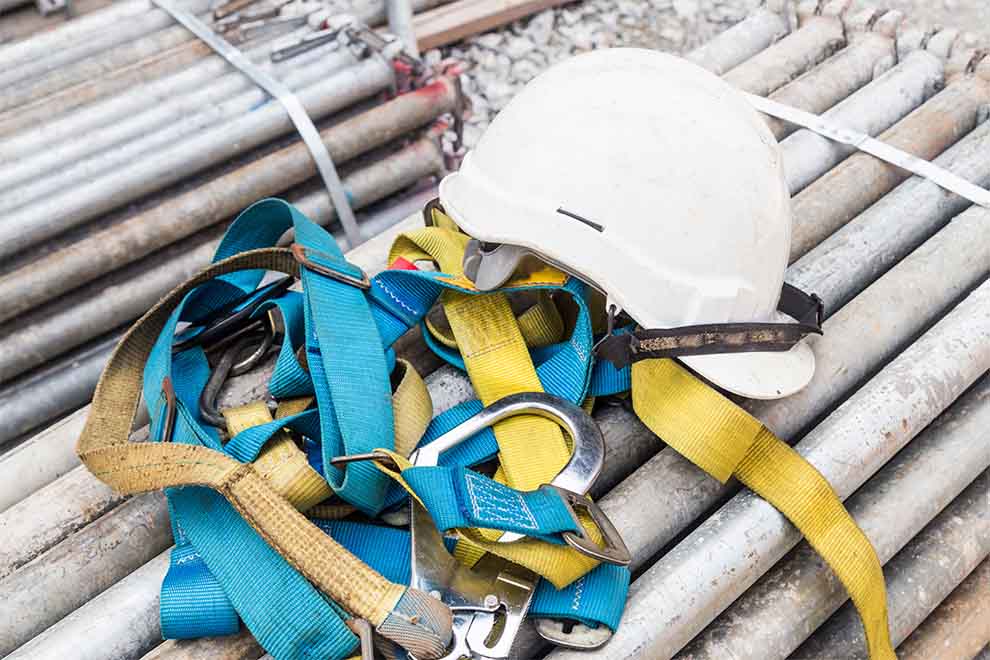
422,0,989,148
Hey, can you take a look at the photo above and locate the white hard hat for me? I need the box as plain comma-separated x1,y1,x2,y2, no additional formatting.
440,48,818,400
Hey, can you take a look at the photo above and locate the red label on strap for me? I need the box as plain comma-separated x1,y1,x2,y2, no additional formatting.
390,257,419,271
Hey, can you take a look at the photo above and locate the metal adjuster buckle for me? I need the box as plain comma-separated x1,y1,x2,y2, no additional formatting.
291,243,371,290
544,484,631,566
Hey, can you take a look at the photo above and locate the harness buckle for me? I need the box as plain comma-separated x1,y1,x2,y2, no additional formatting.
292,243,371,290
543,484,631,567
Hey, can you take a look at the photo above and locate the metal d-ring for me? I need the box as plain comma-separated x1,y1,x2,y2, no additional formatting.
198,326,276,429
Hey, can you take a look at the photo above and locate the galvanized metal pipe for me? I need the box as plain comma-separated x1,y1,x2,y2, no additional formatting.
0,333,122,447
0,23,197,113
0,57,396,289
894,558,990,660
675,376,990,659
0,82,458,361
0,0,211,89
780,48,944,194
792,475,990,659
0,41,211,139
684,0,794,75
549,279,990,660
5,550,171,660
0,29,301,162
789,61,990,262
387,0,418,56
0,397,140,514
722,1,848,97
789,118,990,313
760,9,900,141
0,0,154,72
0,39,351,198
0,492,173,656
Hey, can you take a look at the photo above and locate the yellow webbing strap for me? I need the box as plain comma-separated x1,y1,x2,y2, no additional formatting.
632,359,895,660
388,223,602,588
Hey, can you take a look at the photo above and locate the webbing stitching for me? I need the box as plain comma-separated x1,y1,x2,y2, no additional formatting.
463,472,539,530
570,575,586,612
374,278,420,316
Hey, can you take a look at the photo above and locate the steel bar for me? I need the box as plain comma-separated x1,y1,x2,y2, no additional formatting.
0,82,458,369
722,0,849,97
791,477,990,660
894,559,990,660
779,48,944,194
0,41,211,139
0,333,121,447
387,0,418,56
675,376,990,659
0,27,304,162
789,58,990,262
0,58,396,288
0,492,172,656
0,0,153,72
0,398,145,515
549,278,990,660
684,0,794,75
0,38,350,199
5,551,172,660
789,118,990,313
0,23,197,113
0,0,212,89
760,9,900,141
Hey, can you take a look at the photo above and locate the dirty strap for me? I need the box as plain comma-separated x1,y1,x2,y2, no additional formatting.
631,358,895,660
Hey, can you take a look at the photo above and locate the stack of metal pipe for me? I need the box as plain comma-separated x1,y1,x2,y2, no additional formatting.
3,0,990,658
0,0,461,446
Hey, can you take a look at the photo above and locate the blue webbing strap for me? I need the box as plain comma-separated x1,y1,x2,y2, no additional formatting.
152,199,628,650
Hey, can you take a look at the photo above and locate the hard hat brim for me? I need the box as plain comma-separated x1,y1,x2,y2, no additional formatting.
680,339,816,400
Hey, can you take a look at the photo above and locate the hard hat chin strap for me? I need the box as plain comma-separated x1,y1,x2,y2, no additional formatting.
595,283,824,369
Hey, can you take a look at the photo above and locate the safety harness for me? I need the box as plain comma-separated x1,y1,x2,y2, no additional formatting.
78,199,630,659
78,197,893,660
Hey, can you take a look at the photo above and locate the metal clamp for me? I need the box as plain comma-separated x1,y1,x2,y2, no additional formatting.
291,244,371,289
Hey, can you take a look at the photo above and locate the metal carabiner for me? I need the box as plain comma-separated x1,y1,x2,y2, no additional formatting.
198,325,277,429
406,392,621,659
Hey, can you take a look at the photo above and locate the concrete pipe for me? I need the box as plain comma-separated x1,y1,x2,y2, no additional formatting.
722,0,849,97
684,0,794,75
779,48,944,194
0,81,459,370
548,279,990,660
792,477,990,659
761,8,901,141
894,558,990,660
676,376,990,659
790,57,990,262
